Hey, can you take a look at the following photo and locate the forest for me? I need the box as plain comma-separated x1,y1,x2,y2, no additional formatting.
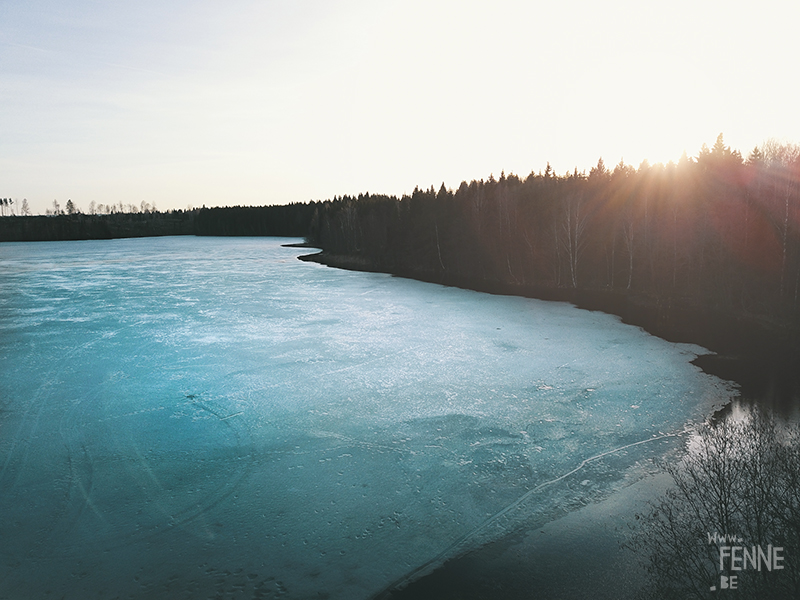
305,136,800,359
0,203,315,241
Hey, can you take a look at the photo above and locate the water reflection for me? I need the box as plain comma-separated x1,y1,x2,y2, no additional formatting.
695,353,800,422
631,401,800,600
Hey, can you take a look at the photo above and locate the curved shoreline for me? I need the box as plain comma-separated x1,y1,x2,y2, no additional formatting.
298,251,799,402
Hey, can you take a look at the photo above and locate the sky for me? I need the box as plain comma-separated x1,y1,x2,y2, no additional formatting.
1,0,799,214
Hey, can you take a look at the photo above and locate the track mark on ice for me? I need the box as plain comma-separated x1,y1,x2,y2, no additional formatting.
219,411,243,421
374,426,690,598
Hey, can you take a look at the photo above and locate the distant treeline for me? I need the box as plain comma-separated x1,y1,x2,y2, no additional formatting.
307,136,800,337
0,203,315,242
194,204,315,237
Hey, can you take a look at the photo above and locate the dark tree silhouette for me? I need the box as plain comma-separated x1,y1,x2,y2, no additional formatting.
306,136,800,342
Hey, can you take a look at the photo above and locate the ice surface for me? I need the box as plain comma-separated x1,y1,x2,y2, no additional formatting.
0,237,734,599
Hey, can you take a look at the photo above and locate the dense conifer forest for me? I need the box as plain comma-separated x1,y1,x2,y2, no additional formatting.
304,136,800,365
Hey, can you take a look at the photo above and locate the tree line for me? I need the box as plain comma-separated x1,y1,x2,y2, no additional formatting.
0,203,315,242
307,135,800,332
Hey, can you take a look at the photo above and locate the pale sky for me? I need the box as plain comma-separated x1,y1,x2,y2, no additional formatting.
2,0,799,214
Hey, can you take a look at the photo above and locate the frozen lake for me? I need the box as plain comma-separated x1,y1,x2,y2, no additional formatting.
0,236,732,599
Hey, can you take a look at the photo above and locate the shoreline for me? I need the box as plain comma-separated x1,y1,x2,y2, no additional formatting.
298,251,799,400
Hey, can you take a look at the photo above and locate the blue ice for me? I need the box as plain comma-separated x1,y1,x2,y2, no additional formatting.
0,237,733,599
